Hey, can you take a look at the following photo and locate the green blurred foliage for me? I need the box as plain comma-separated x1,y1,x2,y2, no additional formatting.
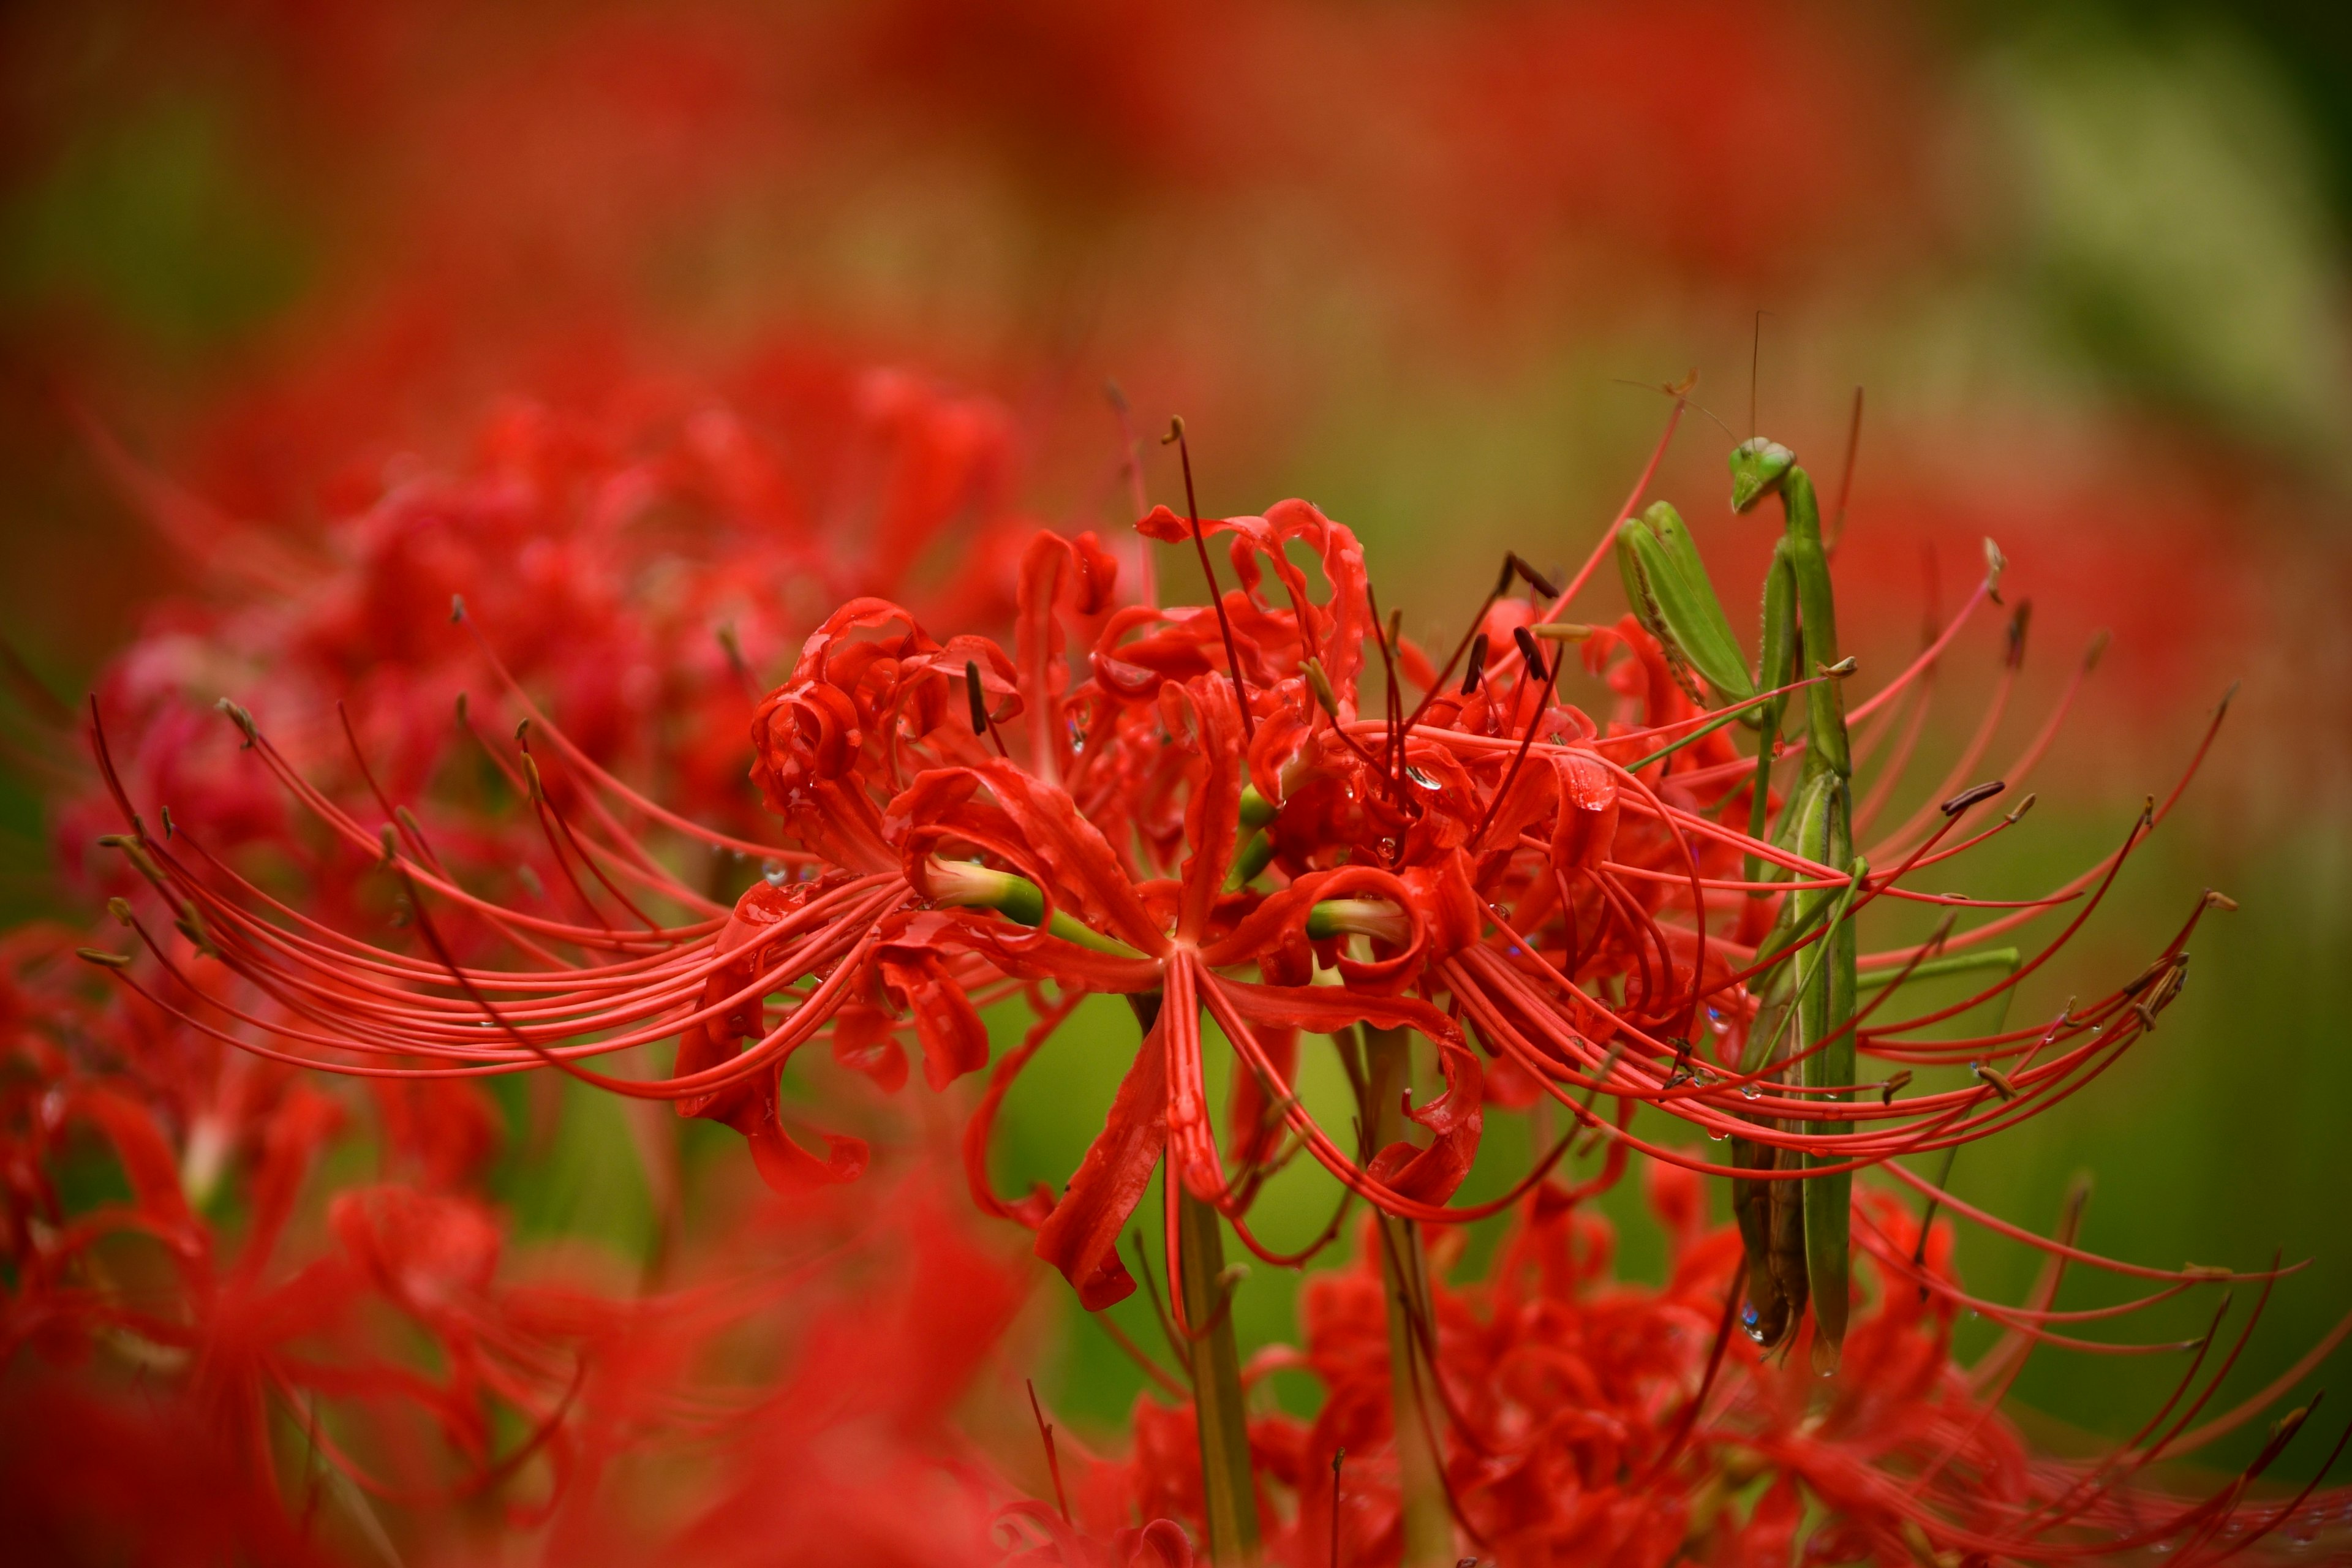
1,93,311,350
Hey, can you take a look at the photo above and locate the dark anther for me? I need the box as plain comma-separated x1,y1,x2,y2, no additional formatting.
966,660,989,736
1512,624,1542,673
1460,632,1490,695
2005,600,2034,669
1940,780,2005,817
1509,553,1562,600
1493,556,1518,597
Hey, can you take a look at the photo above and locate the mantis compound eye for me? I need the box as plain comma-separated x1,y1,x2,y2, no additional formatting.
1727,436,1795,511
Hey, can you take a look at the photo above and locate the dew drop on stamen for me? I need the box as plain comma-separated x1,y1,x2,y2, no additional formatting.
1706,1007,1730,1036
1376,837,1399,859
1707,1127,1728,1142
1741,1083,1762,1099
1740,1303,1766,1344
762,859,789,888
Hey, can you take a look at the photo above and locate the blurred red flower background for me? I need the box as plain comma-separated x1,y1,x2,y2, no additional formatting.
4,1,2351,1563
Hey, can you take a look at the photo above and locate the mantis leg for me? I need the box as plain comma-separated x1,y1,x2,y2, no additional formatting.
1744,539,1799,884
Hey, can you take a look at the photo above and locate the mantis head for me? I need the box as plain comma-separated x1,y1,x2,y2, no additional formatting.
1728,437,1795,513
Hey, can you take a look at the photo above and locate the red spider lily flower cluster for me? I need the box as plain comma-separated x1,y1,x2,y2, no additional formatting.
3,354,1226,1561
57,356,1041,902
1,923,579,1550
1057,1165,2351,1567
17,355,1055,1351
88,408,2219,1270
69,396,2352,1561
2,918,1133,1566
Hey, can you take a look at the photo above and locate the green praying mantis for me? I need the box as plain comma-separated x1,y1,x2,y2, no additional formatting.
1615,436,1860,1372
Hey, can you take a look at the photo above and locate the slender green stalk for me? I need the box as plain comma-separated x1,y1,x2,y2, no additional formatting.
1176,1186,1259,1564
1359,1025,1452,1565
1129,993,1261,1564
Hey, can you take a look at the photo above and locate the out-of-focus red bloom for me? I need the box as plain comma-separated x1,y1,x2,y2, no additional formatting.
63,355,1037,898
0,1372,333,1567
0,928,568,1540
4,913,1096,1562
1069,1164,2349,1565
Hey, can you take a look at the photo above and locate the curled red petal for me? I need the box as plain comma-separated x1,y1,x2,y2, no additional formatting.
1033,1015,1168,1310
879,949,989,1091
745,1110,869,1194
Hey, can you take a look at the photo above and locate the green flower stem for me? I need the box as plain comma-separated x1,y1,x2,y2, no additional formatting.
1359,1024,1453,1566
1129,993,1261,1565
1177,1187,1259,1564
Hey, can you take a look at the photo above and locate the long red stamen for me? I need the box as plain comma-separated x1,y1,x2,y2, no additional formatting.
1025,1378,1071,1523
1162,417,1253,743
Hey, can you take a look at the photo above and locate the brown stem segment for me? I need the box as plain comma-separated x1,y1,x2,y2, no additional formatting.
1130,993,1261,1564
1359,1025,1452,1564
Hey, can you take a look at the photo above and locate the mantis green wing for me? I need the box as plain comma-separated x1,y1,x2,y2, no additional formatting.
1615,502,1757,706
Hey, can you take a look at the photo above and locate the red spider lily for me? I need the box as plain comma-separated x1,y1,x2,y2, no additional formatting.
80,502,1493,1324
43,381,2352,1568
1170,407,2263,1382
7,914,1113,1562
1066,1164,2349,1566
58,358,1036,898
78,401,2256,1343
0,931,585,1521
26,357,1052,1238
